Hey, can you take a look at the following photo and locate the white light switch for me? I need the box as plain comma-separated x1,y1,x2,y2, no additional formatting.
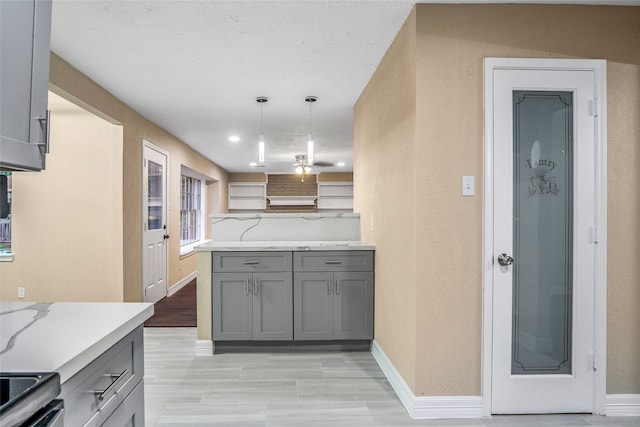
462,176,475,196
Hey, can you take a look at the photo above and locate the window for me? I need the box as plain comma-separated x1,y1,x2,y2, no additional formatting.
0,172,12,260
180,175,203,248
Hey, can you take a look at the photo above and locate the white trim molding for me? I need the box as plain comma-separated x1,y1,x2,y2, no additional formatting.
606,395,640,417
168,271,197,296
371,341,484,419
195,340,213,356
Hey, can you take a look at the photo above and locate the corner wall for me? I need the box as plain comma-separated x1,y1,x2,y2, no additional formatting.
354,3,640,400
354,8,418,392
0,93,124,301
49,53,228,302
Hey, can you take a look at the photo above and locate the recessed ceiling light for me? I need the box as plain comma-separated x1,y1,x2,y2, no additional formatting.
337,162,345,167
229,135,240,142
249,162,257,167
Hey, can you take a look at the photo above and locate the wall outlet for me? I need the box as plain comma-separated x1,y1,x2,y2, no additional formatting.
462,176,475,196
18,287,25,299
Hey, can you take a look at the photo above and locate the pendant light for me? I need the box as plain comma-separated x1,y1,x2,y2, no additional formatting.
305,96,317,165
256,96,268,162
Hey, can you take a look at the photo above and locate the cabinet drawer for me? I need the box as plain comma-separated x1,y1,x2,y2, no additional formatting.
93,380,145,427
294,251,374,272
60,327,144,427
214,252,292,272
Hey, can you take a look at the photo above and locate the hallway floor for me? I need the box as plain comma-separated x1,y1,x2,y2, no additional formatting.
144,328,639,427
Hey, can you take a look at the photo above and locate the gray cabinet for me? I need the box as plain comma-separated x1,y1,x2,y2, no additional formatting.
0,0,52,171
60,326,145,426
213,253,293,341
294,252,374,341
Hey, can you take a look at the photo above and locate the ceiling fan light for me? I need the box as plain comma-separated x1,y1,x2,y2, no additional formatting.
304,166,312,174
295,166,303,174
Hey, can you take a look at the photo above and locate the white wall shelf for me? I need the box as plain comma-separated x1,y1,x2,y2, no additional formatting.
317,182,353,211
228,183,266,211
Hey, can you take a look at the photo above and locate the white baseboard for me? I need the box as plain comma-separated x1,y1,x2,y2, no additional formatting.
168,271,196,296
606,394,640,416
195,339,213,356
371,340,484,419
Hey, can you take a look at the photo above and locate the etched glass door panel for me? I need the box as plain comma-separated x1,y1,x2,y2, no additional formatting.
490,64,600,414
512,91,573,375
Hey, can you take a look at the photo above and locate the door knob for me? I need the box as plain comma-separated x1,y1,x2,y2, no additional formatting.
497,253,514,266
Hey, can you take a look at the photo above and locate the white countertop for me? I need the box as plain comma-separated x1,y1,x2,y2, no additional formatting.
0,302,153,383
195,240,376,252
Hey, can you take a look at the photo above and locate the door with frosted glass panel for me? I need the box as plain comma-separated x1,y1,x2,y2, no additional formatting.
491,68,597,413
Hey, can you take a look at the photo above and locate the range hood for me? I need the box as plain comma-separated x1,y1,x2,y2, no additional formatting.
267,196,317,206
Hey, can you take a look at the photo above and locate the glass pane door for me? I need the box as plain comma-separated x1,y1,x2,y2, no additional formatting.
512,91,573,375
147,160,163,230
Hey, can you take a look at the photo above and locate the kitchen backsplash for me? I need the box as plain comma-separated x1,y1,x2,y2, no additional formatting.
266,174,317,213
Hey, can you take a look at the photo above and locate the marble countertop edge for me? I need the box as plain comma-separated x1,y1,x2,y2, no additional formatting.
0,302,154,384
195,240,376,252
55,306,153,383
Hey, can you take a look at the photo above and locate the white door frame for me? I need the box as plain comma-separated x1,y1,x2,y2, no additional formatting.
142,139,169,302
482,58,607,416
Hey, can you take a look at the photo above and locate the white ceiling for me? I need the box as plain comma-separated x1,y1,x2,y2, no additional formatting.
52,1,636,174
50,0,416,174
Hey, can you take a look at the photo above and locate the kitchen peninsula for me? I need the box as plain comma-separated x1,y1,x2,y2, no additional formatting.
195,213,375,355
0,302,153,426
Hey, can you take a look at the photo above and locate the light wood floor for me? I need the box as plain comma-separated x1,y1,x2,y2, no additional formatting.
144,328,639,427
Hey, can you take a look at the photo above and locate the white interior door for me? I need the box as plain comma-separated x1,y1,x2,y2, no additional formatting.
143,142,168,303
490,66,600,414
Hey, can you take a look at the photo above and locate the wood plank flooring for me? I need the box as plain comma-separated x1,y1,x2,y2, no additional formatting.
145,280,197,327
144,328,639,427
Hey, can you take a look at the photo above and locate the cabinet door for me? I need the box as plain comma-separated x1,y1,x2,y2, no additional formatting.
333,272,374,340
294,272,334,340
213,272,253,340
0,0,51,171
252,272,293,340
99,380,145,427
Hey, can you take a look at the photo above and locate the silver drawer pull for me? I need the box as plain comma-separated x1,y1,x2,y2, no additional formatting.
95,368,129,401
324,260,342,265
242,261,260,265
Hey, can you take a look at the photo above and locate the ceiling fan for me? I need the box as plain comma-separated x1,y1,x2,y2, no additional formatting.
293,154,334,182
293,154,334,172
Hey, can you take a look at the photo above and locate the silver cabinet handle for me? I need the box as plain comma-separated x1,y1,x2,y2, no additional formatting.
336,278,341,295
243,261,260,265
38,110,51,153
497,253,514,266
324,260,342,265
95,368,129,401
253,278,259,295
245,278,249,295
327,280,332,295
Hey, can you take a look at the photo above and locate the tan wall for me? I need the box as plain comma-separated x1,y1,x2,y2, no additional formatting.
0,93,124,301
317,172,353,182
354,9,418,392
228,172,267,183
355,4,640,397
49,53,228,302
